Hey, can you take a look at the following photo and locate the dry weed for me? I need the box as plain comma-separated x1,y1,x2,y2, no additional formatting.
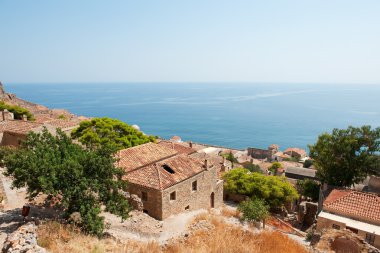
220,207,240,218
37,218,309,253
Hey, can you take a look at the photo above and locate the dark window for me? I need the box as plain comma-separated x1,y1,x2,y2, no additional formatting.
185,205,190,210
347,227,358,234
141,191,148,201
366,233,375,245
332,224,340,230
163,164,175,174
192,181,197,191
143,209,149,214
170,191,176,200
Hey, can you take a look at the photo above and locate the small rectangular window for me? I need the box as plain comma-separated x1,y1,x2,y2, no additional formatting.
332,224,340,230
170,191,176,200
141,191,148,201
185,205,190,210
192,181,197,191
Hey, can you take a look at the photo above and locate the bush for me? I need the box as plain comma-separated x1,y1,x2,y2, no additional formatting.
303,159,313,168
238,198,269,227
296,179,320,201
223,168,299,208
71,117,155,151
0,101,34,120
269,162,282,175
242,163,262,173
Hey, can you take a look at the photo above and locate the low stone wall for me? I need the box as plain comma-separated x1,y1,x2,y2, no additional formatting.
2,222,48,253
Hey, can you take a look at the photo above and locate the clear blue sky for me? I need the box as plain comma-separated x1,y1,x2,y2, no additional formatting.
1,0,379,83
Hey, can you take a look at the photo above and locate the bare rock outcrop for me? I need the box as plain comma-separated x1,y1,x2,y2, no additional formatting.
311,229,380,253
2,222,48,253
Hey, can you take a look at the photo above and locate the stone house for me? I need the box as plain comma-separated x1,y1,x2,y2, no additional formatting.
284,147,307,159
0,110,81,147
247,144,279,161
316,189,380,248
116,142,223,220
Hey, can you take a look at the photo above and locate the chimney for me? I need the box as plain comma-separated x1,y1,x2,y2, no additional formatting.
204,159,208,170
1,109,13,121
222,156,226,164
1,110,5,121
189,141,193,148
22,114,28,121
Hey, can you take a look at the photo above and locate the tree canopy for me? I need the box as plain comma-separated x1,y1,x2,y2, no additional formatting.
0,101,34,120
296,179,320,202
4,128,130,236
71,117,155,151
269,162,282,175
223,168,298,208
309,125,380,187
238,198,269,228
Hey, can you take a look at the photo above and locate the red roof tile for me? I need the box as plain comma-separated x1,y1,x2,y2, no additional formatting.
0,120,43,134
116,142,177,172
125,154,205,190
157,140,196,155
324,189,380,224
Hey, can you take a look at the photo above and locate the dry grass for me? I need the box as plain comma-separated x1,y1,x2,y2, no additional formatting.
166,216,310,253
37,221,160,253
220,207,240,218
38,217,310,253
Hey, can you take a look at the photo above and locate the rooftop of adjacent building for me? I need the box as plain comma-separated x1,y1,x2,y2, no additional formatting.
323,189,380,225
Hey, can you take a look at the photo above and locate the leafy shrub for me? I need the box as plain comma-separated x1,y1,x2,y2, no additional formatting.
0,101,34,120
71,117,155,151
223,168,299,208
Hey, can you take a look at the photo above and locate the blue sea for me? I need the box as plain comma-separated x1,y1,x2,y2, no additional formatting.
5,83,380,151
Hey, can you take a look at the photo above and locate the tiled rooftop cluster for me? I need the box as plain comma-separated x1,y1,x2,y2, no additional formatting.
324,189,380,224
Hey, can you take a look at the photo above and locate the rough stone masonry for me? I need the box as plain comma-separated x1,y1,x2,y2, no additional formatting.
2,222,48,253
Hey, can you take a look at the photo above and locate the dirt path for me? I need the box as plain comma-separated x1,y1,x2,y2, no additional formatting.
103,209,207,244
0,168,29,249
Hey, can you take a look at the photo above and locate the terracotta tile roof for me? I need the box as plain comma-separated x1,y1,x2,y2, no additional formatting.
284,147,307,156
157,140,196,155
0,120,43,134
324,189,380,224
34,115,56,123
125,154,205,190
44,119,80,129
116,142,178,172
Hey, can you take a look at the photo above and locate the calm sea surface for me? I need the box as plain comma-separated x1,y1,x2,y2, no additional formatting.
5,83,380,150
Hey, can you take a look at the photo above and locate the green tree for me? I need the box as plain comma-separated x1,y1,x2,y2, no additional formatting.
0,101,34,120
4,128,130,236
309,125,380,187
238,198,269,229
242,162,262,173
221,152,238,167
296,179,320,202
223,168,299,208
269,162,282,175
71,117,155,151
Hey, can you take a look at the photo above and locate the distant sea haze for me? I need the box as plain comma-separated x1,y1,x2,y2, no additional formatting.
6,83,380,151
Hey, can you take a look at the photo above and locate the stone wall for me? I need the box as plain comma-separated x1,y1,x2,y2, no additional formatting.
311,229,380,253
161,165,223,220
2,222,48,253
247,147,271,160
127,184,163,220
